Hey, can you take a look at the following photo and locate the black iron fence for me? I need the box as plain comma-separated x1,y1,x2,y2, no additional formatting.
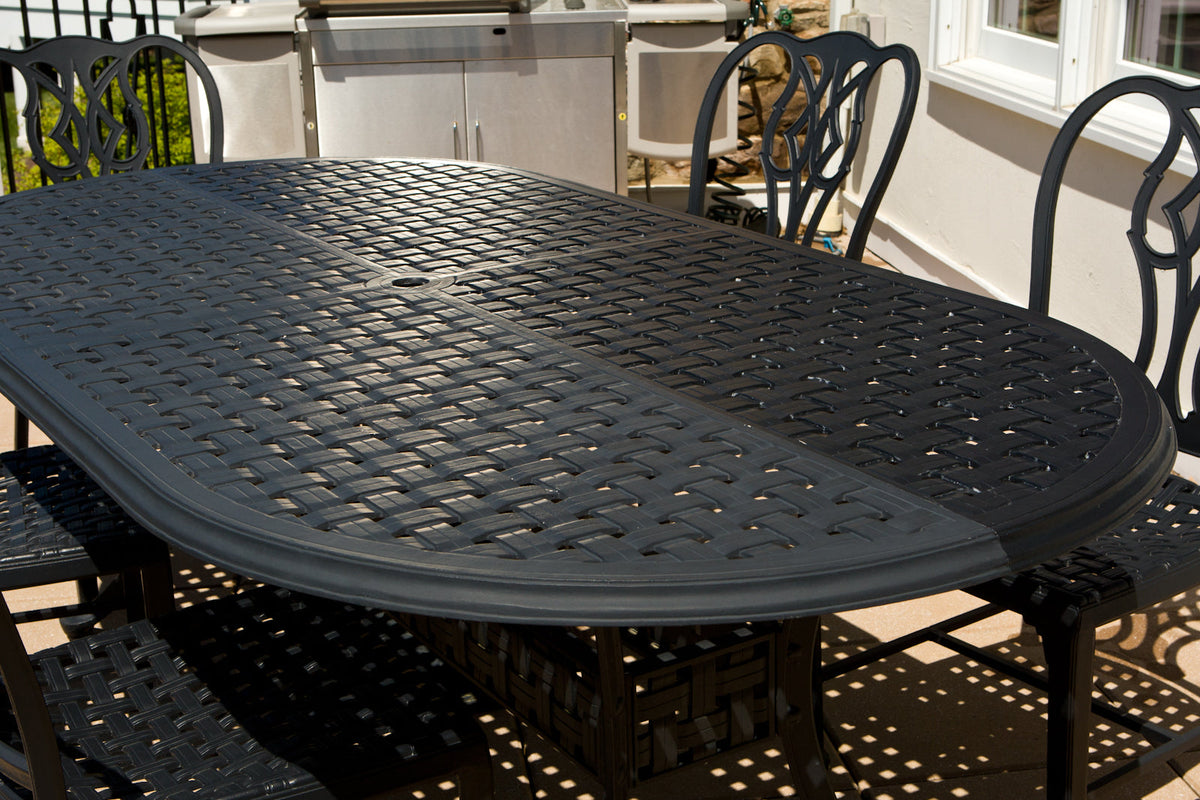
1,0,228,193
7,0,192,42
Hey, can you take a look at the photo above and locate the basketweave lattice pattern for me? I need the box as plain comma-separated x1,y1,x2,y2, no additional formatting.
0,166,988,573
0,175,383,315
450,233,1122,518
27,586,487,800
172,159,706,273
0,444,161,584
170,160,1122,520
6,279,970,563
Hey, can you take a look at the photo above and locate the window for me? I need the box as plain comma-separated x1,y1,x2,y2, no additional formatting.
1124,1,1200,78
975,0,1060,89
989,0,1059,41
924,0,1200,163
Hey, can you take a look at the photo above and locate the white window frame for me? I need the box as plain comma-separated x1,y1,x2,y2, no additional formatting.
925,0,1200,167
976,9,1060,85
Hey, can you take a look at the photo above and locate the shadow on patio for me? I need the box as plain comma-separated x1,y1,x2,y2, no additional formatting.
11,552,1200,799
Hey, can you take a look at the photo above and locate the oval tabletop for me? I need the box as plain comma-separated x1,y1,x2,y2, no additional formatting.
0,159,1176,624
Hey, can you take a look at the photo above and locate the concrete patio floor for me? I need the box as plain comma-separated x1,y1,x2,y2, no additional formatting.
6,234,1200,799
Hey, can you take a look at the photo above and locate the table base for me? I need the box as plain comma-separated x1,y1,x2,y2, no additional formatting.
397,613,830,798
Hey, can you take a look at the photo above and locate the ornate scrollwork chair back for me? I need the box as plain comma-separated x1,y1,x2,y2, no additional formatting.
0,34,223,183
687,30,919,261
1032,75,1200,454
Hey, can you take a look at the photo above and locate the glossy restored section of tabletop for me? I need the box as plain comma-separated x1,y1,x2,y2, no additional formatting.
0,158,1175,624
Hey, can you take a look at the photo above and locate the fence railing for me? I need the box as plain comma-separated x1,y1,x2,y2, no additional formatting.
1,0,227,194
5,0,194,43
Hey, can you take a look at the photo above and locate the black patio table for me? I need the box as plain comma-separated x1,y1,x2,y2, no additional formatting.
0,158,1176,797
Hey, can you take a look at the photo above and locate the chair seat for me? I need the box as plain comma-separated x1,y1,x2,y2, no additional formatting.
0,444,168,588
15,586,492,800
969,473,1200,623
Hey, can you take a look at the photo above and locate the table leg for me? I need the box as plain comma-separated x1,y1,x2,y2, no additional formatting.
778,616,837,800
595,626,632,800
13,408,27,450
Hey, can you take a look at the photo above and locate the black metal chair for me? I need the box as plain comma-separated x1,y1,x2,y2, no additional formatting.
1,583,495,800
823,75,1200,798
0,34,223,183
0,34,224,632
686,30,919,261
0,445,174,637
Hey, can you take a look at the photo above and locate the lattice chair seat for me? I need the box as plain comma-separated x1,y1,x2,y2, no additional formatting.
972,475,1200,620
0,444,172,629
1,585,493,800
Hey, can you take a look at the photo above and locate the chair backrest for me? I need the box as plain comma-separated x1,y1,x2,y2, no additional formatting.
686,30,919,261
1031,75,1200,454
0,34,222,185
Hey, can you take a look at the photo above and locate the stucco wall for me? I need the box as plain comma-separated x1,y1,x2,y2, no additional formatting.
827,1,1044,303
827,0,1167,323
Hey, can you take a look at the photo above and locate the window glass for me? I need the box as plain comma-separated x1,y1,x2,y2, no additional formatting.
989,0,1061,42
1125,0,1200,78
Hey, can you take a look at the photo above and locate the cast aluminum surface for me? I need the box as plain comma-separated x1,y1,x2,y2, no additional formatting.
0,159,1175,624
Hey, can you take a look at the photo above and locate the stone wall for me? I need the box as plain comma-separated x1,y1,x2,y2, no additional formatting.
629,0,830,186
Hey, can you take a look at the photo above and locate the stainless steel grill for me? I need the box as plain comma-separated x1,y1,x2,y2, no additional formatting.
177,0,628,192
300,0,530,16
